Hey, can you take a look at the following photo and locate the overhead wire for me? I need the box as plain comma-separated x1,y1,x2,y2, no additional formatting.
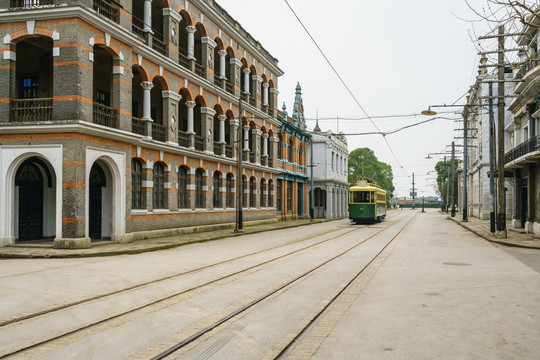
283,0,410,177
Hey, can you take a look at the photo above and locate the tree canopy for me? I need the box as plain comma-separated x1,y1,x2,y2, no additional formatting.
434,159,460,208
348,148,394,198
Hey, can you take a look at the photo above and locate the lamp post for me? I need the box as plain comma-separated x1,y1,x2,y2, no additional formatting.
235,97,243,232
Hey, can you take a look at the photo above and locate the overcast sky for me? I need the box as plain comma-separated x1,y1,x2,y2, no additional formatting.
219,0,489,198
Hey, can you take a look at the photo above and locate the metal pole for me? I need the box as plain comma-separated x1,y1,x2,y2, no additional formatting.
488,82,496,233
235,98,243,232
463,106,468,221
422,196,425,213
445,156,450,214
451,141,456,217
496,25,507,238
412,172,415,210
310,135,314,220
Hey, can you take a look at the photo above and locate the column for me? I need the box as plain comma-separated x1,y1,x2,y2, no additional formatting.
230,118,239,159
186,100,195,134
218,50,227,79
262,133,269,157
243,126,250,151
201,37,217,82
254,128,262,164
262,83,269,107
230,58,242,97
143,0,152,33
141,81,154,137
218,115,227,143
200,107,216,153
243,68,251,94
187,26,196,60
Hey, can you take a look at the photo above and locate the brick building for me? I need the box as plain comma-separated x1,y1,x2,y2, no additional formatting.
0,0,285,248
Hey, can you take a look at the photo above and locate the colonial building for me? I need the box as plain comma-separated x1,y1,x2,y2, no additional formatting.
308,121,348,219
0,0,284,248
275,84,310,220
505,25,540,235
463,59,515,221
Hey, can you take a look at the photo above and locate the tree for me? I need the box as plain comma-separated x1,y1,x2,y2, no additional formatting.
434,159,460,211
348,148,395,201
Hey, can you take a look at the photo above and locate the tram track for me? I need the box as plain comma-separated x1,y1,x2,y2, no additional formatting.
145,211,417,360
0,215,410,359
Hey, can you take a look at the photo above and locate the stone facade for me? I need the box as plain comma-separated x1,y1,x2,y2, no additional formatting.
308,125,349,219
0,0,284,248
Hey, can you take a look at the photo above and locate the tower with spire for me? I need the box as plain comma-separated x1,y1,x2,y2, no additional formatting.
292,82,306,130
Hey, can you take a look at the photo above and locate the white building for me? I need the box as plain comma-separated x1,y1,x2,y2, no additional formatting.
308,124,349,218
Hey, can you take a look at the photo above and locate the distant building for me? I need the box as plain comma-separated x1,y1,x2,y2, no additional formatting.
308,121,349,219
275,84,311,220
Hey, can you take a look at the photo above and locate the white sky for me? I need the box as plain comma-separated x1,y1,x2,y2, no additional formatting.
218,0,489,198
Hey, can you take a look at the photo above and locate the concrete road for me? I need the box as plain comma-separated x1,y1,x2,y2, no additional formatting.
1,209,539,360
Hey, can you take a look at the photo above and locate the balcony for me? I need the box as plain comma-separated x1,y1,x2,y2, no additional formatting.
194,134,204,151
249,97,256,107
225,144,233,158
213,142,222,155
151,34,167,56
225,81,234,95
93,0,119,23
178,49,190,70
194,62,205,78
12,0,53,6
152,123,166,142
93,103,117,128
11,98,53,122
515,54,540,80
132,117,146,136
178,131,190,148
505,135,540,164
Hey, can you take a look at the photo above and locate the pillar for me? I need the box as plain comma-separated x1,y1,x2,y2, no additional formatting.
186,100,196,148
162,90,181,145
262,83,269,107
163,8,181,62
230,118,239,160
254,128,262,164
201,37,217,82
187,25,196,59
218,50,227,79
143,0,152,33
252,75,262,110
141,81,154,138
200,107,216,153
230,58,242,97
243,68,251,94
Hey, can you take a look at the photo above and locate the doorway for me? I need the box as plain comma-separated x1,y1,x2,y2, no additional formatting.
89,163,106,240
16,160,43,241
521,178,528,229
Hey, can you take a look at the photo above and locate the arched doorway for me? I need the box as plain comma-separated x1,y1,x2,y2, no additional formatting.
89,163,106,240
16,160,43,241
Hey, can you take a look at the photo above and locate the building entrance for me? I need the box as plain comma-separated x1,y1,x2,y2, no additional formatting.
89,163,106,240
16,160,43,241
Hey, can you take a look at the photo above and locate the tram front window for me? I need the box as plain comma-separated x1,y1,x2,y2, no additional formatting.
352,191,371,203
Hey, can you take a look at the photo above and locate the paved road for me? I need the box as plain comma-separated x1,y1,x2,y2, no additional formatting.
1,209,538,359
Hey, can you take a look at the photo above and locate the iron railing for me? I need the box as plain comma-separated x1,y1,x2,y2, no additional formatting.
213,142,222,155
132,117,146,136
225,81,234,94
505,136,540,163
13,0,53,6
194,62,205,77
93,103,117,128
268,158,274,168
267,107,273,116
225,144,233,158
152,34,167,56
152,123,166,142
178,49,190,69
178,131,190,148
93,0,119,23
249,97,256,107
249,152,255,163
11,98,53,122
214,74,222,86
194,134,204,151
515,54,540,80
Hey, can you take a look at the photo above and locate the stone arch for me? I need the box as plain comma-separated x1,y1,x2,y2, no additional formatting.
179,9,194,26
150,74,170,91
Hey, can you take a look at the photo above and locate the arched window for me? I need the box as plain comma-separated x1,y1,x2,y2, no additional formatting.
250,177,256,208
131,159,143,209
178,166,189,209
242,175,248,208
288,138,294,163
268,180,274,207
213,172,221,208
153,162,165,208
226,173,234,208
260,179,267,208
195,169,204,208
93,45,116,127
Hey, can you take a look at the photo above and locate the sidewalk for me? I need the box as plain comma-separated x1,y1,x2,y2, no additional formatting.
445,212,540,249
0,219,334,259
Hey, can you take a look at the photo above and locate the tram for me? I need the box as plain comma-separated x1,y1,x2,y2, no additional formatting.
349,179,387,224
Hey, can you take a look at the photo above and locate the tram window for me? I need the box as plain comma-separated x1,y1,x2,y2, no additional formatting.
371,192,375,203
352,191,370,203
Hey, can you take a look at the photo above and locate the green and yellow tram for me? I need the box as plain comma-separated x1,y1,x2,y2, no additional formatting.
349,179,387,224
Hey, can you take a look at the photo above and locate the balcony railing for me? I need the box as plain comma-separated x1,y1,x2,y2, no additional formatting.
11,98,52,122
152,34,167,56
249,97,256,107
194,62,205,77
178,49,190,69
132,117,146,136
93,0,119,23
225,144,233,158
267,107,273,116
213,142,222,155
249,152,255,163
505,135,540,163
268,158,274,168
214,74,222,86
194,134,204,151
152,123,166,142
13,0,53,6
178,131,190,148
93,103,117,128
225,81,234,94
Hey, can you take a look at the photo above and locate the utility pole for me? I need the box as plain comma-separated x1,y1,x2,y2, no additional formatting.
488,82,496,233
411,172,416,210
310,134,314,220
235,98,243,232
451,141,456,217
445,156,450,213
463,105,469,222
496,25,507,238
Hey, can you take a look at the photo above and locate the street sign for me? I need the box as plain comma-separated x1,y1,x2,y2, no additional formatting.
410,192,417,197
